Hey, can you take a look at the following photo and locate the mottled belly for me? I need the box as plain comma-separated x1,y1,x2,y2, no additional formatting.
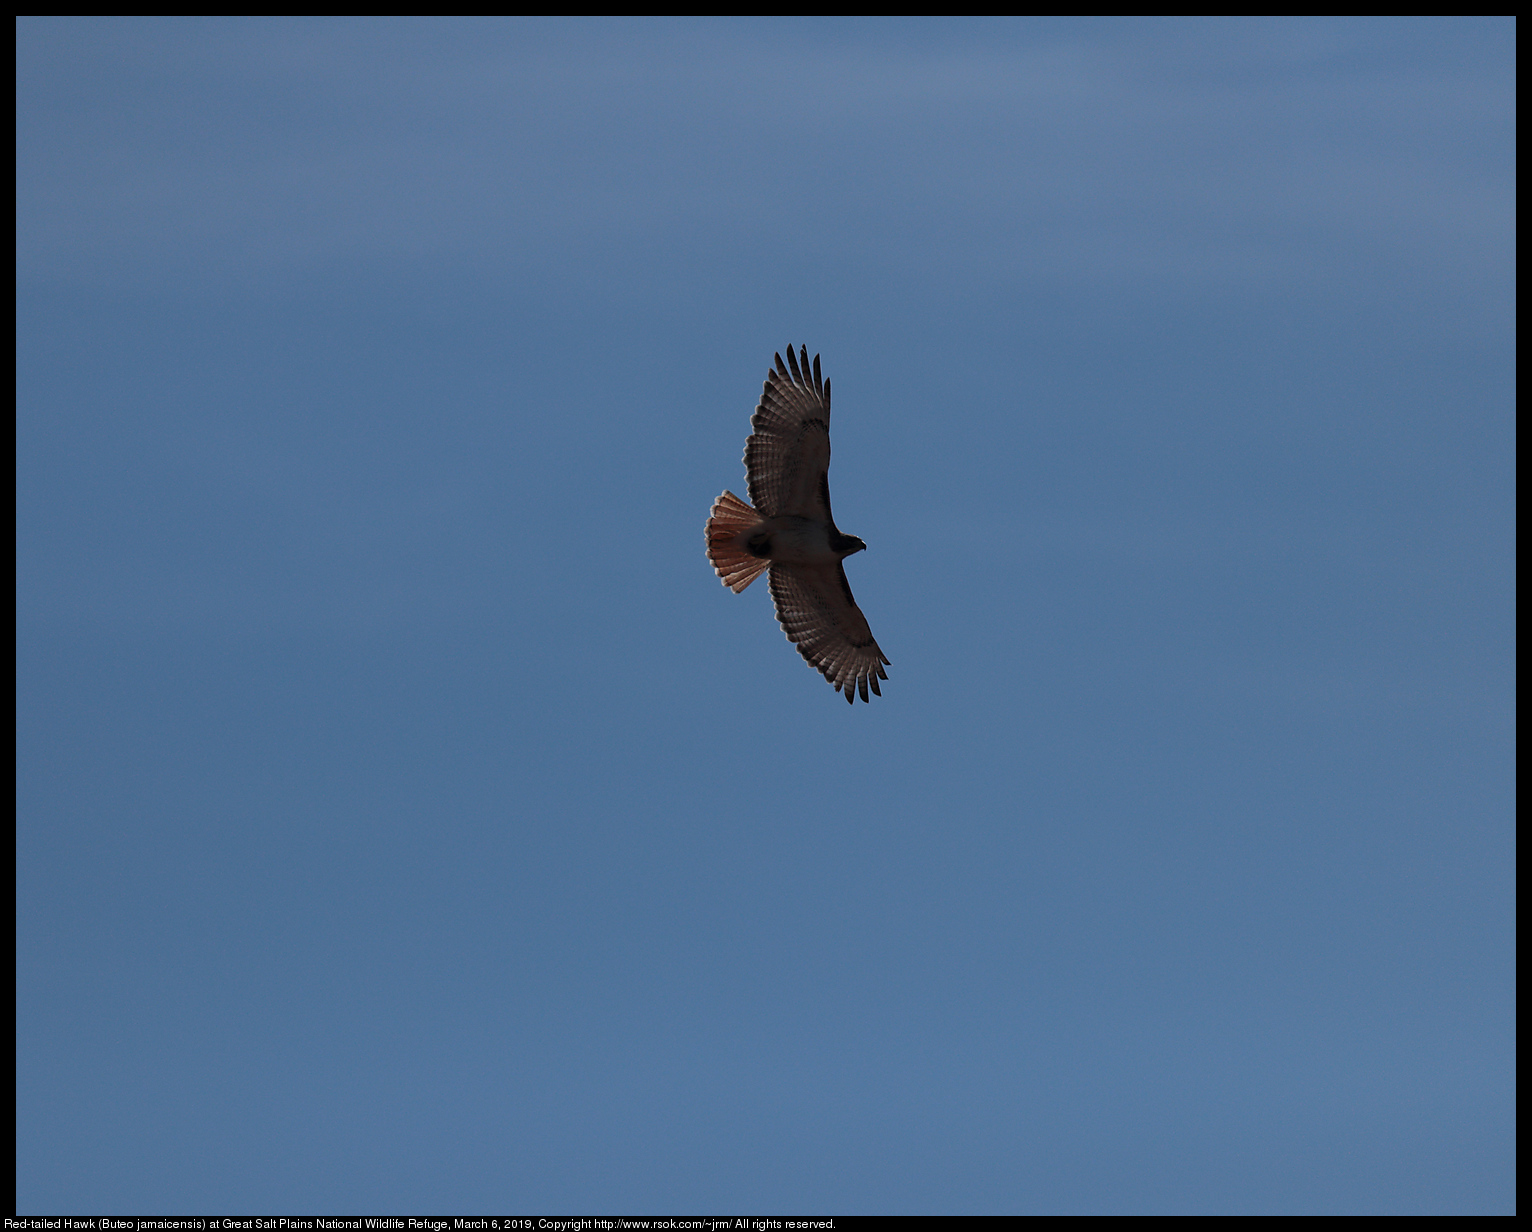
751,516,838,565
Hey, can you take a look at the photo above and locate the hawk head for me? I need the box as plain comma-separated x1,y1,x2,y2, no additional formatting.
833,533,867,558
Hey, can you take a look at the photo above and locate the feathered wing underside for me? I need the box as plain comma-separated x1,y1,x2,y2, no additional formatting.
745,346,833,520
769,563,891,704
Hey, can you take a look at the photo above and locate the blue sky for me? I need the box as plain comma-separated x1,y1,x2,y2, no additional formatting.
16,17,1514,1215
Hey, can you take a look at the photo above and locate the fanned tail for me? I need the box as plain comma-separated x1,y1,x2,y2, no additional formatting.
706,490,770,593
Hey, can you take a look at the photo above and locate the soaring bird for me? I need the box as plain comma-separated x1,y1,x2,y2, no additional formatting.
705,346,890,703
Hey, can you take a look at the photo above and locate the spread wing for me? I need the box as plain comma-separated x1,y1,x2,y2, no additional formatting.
769,563,891,704
746,346,833,520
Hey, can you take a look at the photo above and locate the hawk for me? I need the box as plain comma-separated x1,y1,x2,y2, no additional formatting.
705,346,890,703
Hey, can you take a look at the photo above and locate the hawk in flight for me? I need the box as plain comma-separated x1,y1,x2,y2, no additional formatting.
706,346,890,703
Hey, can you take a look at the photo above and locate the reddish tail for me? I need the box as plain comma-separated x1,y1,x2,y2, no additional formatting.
706,490,770,593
